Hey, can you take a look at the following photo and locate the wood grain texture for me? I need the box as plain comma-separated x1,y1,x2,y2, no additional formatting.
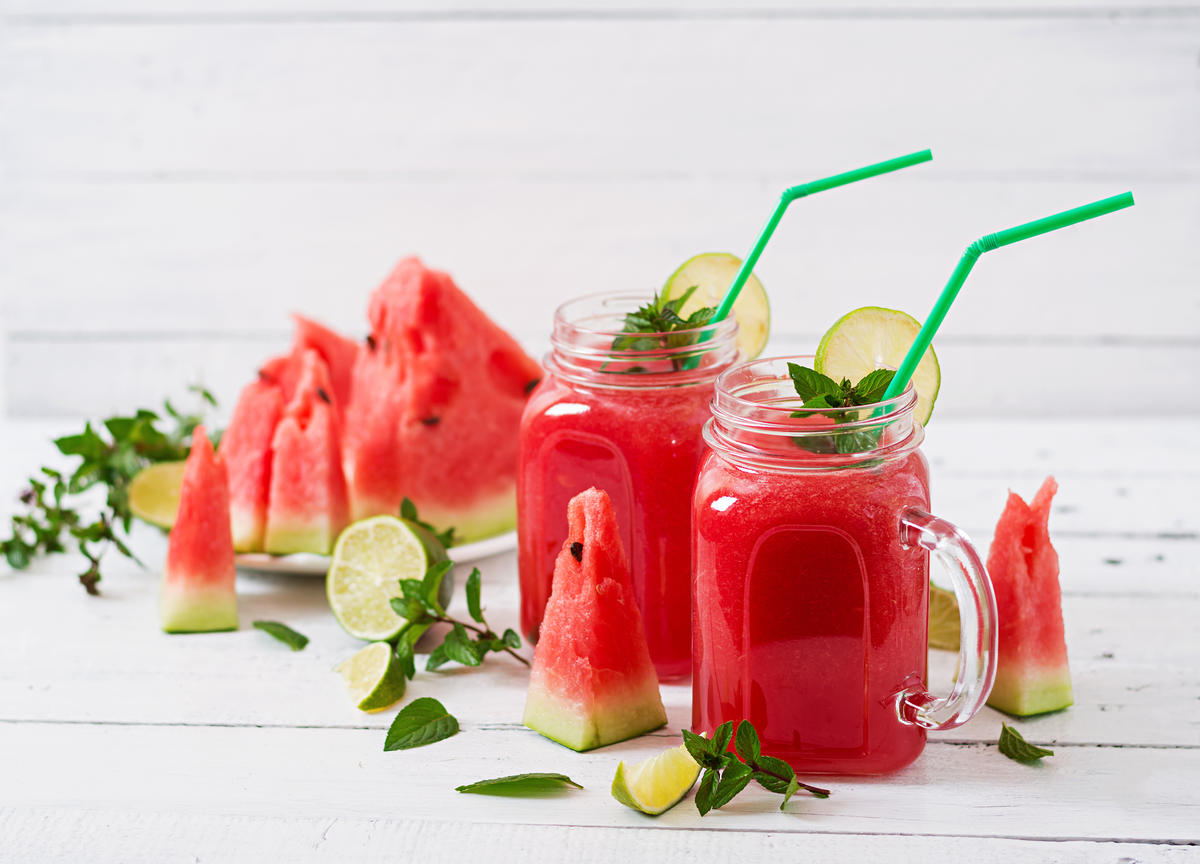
1,10,1195,416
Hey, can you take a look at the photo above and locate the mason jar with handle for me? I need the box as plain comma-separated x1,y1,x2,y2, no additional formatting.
692,356,997,775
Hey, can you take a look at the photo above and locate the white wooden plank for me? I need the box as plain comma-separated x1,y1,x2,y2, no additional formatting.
3,178,1183,339
1,19,1194,179
3,808,1197,864
0,719,1196,842
7,2,1192,17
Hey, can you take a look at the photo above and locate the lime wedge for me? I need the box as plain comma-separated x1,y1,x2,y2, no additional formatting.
929,583,961,651
662,252,770,360
611,742,701,816
326,515,450,641
814,306,940,425
335,641,407,712
128,460,186,529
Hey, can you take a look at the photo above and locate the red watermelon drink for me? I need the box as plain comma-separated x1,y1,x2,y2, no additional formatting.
691,357,996,774
518,293,740,680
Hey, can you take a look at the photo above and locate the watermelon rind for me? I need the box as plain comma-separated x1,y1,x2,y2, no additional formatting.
263,519,338,557
989,668,1074,717
161,580,238,634
523,679,667,752
412,487,517,546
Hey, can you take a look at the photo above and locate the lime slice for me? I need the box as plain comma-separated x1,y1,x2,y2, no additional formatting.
128,460,186,529
662,252,770,360
611,742,701,816
814,306,940,425
928,583,961,651
335,641,407,712
326,515,450,642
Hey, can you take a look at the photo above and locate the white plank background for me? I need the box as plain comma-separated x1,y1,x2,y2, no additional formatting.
1,2,1197,416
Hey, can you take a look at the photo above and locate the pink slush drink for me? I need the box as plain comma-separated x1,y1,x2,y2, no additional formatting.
518,294,739,680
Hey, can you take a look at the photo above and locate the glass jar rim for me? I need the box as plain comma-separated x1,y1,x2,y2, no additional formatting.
705,354,924,471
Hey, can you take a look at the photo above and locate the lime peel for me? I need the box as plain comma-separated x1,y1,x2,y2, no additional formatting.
611,742,702,816
335,641,407,712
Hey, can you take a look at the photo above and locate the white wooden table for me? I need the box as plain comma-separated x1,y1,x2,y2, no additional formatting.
2,415,1198,862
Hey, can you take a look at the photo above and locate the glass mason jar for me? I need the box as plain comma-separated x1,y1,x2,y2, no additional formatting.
518,293,740,680
692,356,997,775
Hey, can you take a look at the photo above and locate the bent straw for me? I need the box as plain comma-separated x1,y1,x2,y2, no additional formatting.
713,149,933,324
680,149,933,370
882,191,1136,402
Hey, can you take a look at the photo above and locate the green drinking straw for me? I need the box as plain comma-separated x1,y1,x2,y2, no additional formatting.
681,149,933,370
881,191,1136,402
713,149,933,324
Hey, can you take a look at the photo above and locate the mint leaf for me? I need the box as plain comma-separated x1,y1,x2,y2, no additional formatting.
694,769,717,816
610,288,717,372
455,773,582,796
383,697,458,751
421,559,453,614
710,721,735,755
787,364,839,401
682,729,726,770
854,368,896,402
502,628,521,649
400,497,418,521
442,624,483,667
998,723,1054,763
465,567,484,623
252,620,309,651
393,636,416,680
734,720,761,762
709,761,754,810
425,643,450,671
780,776,801,810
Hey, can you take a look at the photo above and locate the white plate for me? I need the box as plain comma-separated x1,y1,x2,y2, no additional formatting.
234,530,517,575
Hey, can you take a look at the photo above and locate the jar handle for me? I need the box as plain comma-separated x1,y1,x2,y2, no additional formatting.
897,507,998,731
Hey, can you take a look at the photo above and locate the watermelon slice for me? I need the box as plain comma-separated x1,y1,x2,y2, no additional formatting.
523,487,667,751
258,315,360,415
342,257,541,541
263,350,350,555
986,476,1073,716
218,377,284,552
160,426,237,633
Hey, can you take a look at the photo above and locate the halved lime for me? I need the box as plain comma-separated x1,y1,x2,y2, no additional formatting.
662,252,770,360
128,460,186,529
814,306,940,425
929,583,960,651
611,742,701,816
326,515,450,642
335,641,407,712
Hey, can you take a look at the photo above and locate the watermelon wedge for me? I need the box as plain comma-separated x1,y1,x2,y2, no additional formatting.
218,377,284,552
987,476,1073,716
523,487,667,751
258,315,360,415
342,257,541,541
160,426,237,633
263,350,350,555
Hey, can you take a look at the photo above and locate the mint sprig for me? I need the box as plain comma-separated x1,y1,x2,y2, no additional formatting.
610,287,716,372
1,386,216,594
389,562,529,673
683,720,830,815
786,363,896,455
998,723,1055,763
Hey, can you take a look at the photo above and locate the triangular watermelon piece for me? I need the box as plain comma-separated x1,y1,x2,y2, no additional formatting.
523,487,667,750
257,315,360,416
161,426,237,633
986,476,1073,716
342,257,541,540
218,377,284,552
263,350,350,555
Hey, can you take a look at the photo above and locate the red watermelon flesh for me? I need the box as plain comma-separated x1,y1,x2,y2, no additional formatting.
161,426,237,633
986,476,1073,716
218,377,284,552
258,316,360,415
292,314,360,410
342,257,542,540
523,487,666,751
263,350,350,555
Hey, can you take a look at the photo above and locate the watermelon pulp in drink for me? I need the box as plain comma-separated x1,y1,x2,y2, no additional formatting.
517,294,739,681
692,444,932,775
